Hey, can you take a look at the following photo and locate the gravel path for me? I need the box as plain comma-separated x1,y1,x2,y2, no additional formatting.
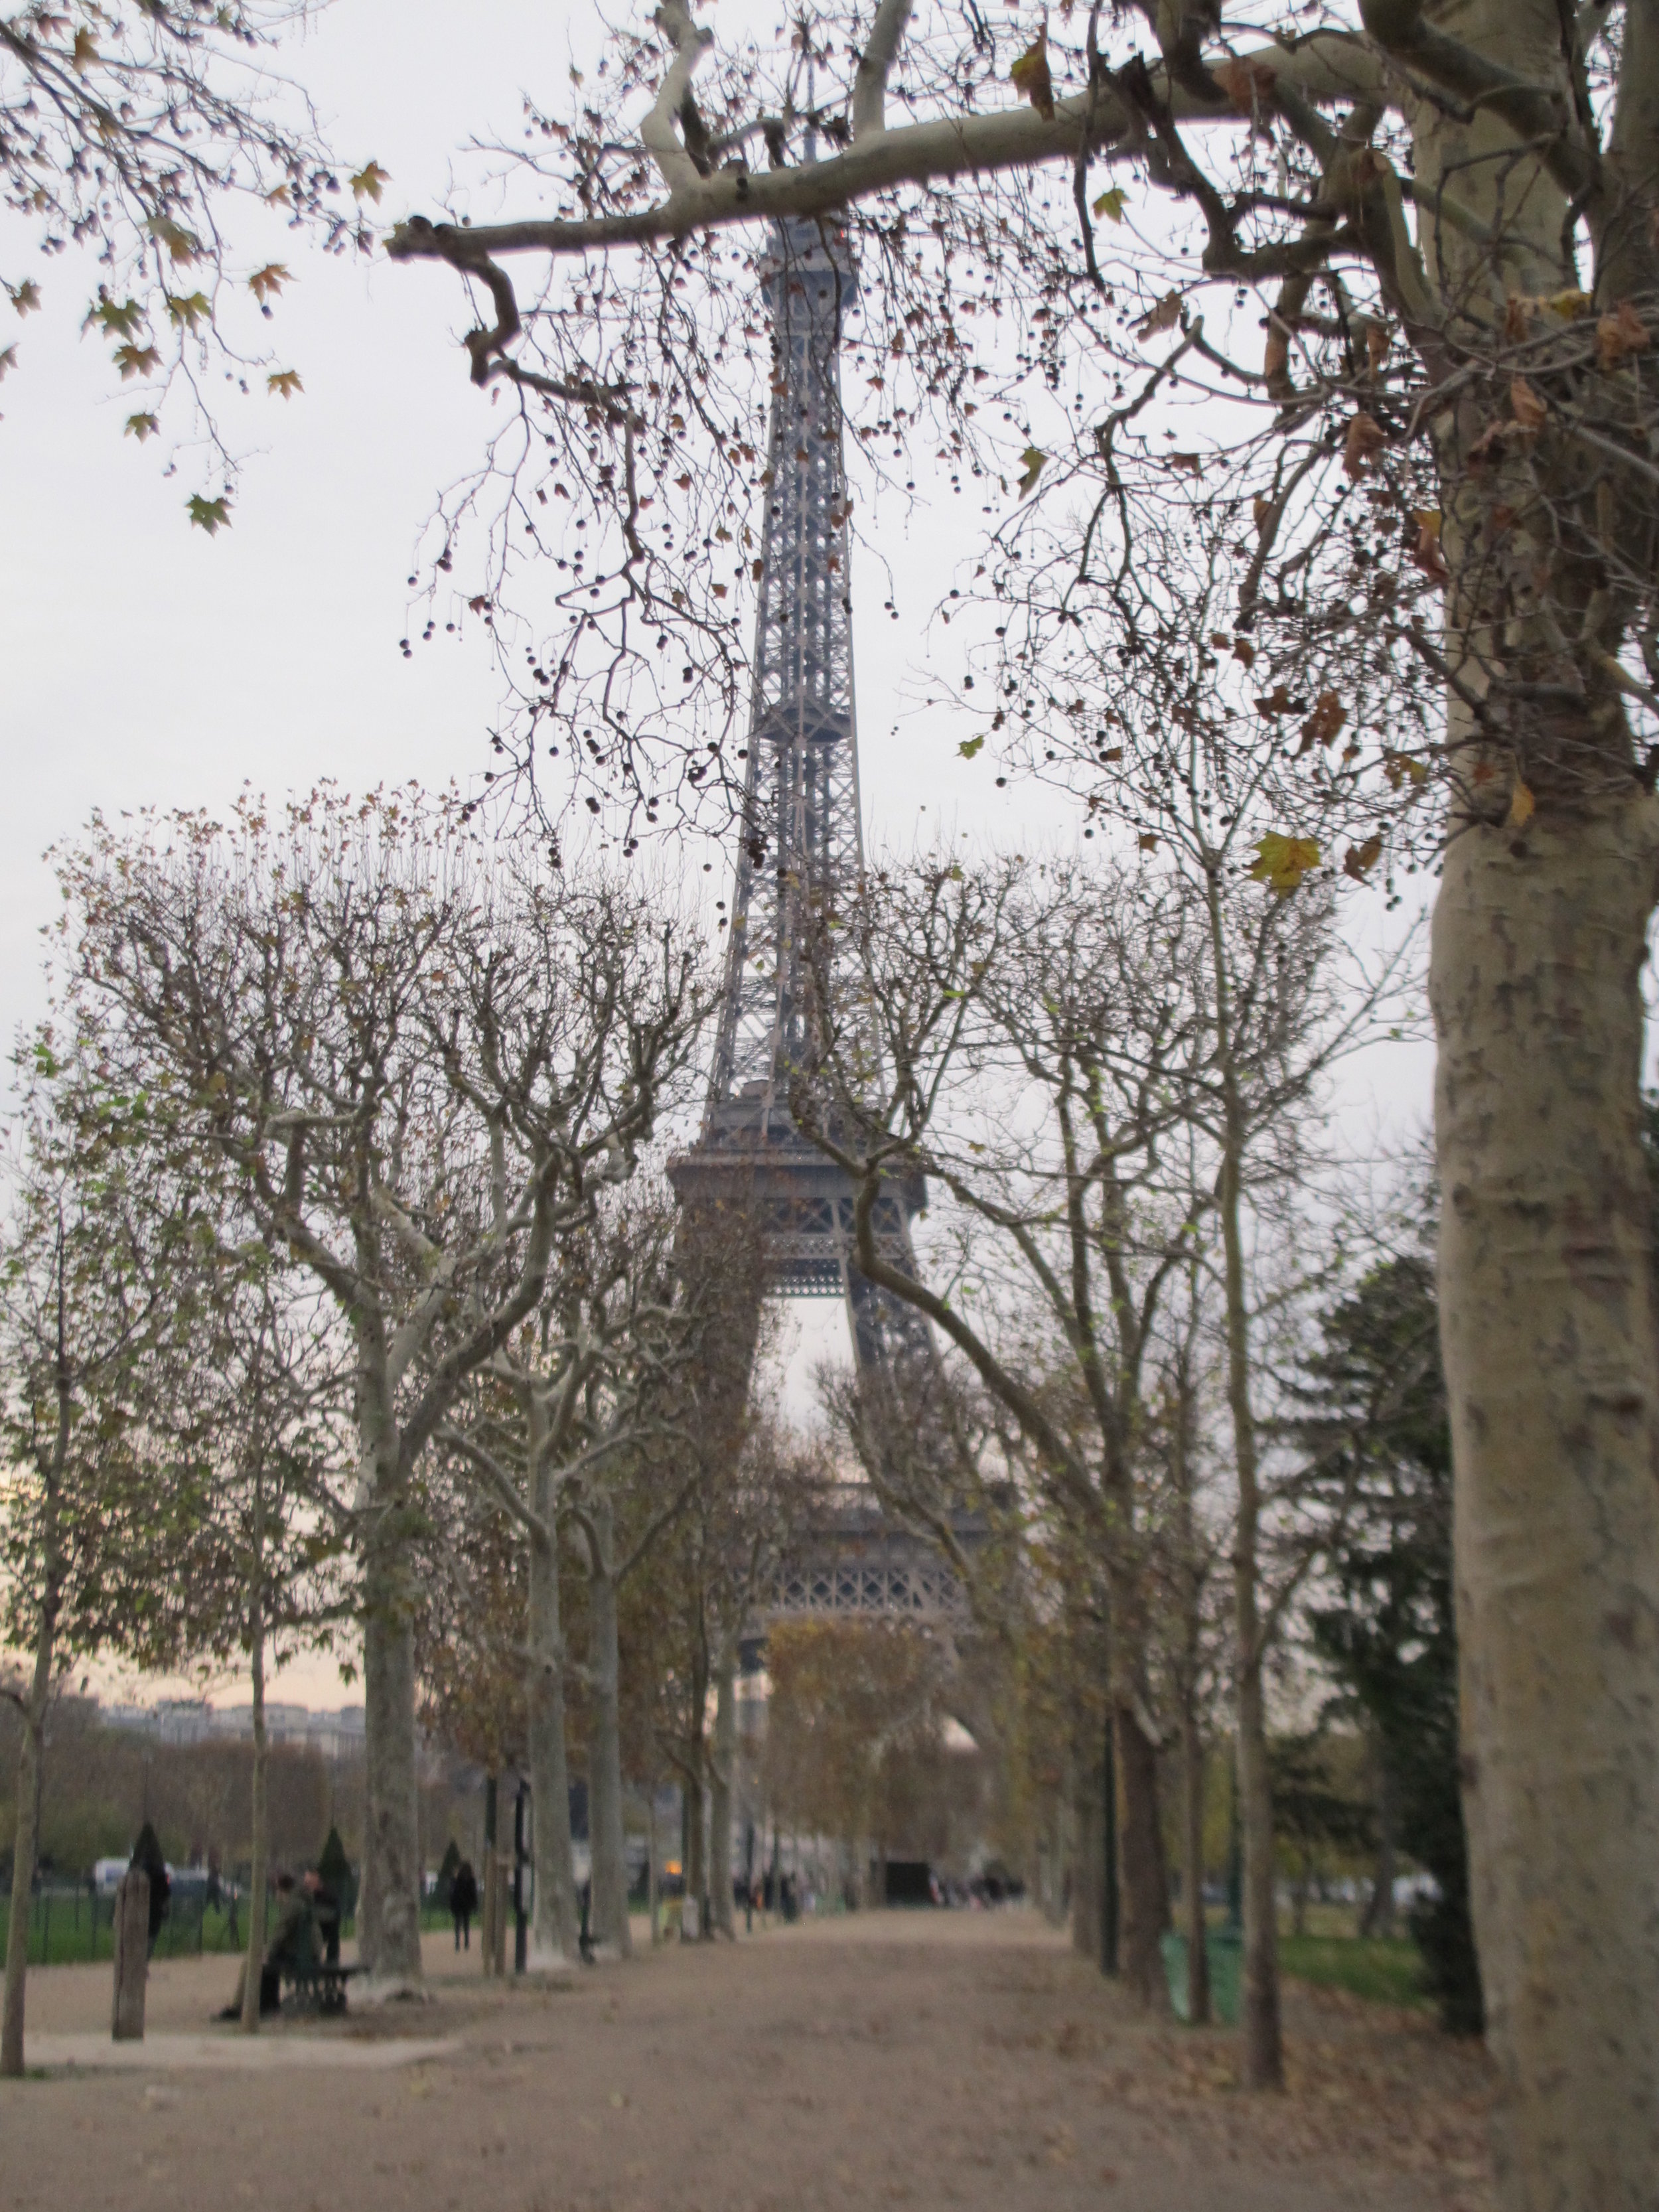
0,1909,1494,2212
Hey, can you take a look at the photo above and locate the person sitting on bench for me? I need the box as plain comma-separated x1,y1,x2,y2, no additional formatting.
218,1872,312,2019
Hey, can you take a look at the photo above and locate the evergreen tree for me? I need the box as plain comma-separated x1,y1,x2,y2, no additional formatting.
1299,1250,1482,2035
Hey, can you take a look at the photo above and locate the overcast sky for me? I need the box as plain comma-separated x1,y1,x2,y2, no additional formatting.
1,1,1431,1710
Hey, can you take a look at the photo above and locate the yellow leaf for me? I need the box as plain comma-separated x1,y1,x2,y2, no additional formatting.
248,263,291,304
7,279,40,315
1137,833,1159,851
266,368,303,400
165,291,212,332
1342,835,1383,881
1010,35,1055,121
1506,777,1535,828
1091,186,1127,223
1017,445,1046,498
1546,288,1593,321
71,25,98,71
1248,832,1321,894
350,161,390,204
0,344,17,381
123,412,160,441
1411,508,1441,538
187,494,231,535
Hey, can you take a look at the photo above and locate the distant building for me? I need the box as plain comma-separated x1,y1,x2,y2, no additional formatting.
94,1698,366,1757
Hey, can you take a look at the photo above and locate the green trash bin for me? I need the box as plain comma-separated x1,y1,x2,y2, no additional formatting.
1160,1927,1242,2024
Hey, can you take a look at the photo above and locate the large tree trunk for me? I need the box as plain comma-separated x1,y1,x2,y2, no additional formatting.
1069,1726,1103,1966
361,1599,423,1984
1433,802,1659,2203
585,1511,632,1960
708,1649,737,1938
240,1562,268,2035
526,1521,579,1967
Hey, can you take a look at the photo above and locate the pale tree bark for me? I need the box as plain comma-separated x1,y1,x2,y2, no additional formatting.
708,1647,737,1939
1433,803,1659,2201
357,1387,424,1987
525,1511,580,1968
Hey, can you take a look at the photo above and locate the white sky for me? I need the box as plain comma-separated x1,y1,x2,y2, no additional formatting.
1,0,1433,1710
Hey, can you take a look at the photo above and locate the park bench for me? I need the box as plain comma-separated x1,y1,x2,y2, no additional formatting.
279,1917,359,2016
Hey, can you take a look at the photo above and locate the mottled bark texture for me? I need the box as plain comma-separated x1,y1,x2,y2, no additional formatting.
526,1516,579,1968
1433,804,1659,2201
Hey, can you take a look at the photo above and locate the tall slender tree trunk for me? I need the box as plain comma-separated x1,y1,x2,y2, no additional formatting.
1433,804,1659,2202
1113,1699,1170,2008
709,1649,737,1938
526,1519,579,1966
240,1512,268,2034
356,1378,422,1986
1181,1697,1211,2027
1208,869,1282,2090
2,1393,67,2079
585,1501,631,1960
1361,1744,1396,1942
1,1603,53,2077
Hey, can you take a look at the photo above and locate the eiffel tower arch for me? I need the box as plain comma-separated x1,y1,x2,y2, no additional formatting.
668,211,937,1430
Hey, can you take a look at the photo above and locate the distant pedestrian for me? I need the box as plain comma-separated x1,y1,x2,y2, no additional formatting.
450,1858,479,1951
131,1822,171,1958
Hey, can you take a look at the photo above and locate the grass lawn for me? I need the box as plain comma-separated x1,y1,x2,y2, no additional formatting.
1277,1929,1430,2009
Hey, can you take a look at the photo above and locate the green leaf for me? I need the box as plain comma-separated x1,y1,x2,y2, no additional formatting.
165,291,212,332
1091,187,1127,223
94,295,145,338
124,413,161,442
1017,445,1046,499
187,494,231,536
958,735,985,759
1248,832,1321,895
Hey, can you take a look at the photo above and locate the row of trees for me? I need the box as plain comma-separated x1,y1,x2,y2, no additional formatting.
3,769,1471,2064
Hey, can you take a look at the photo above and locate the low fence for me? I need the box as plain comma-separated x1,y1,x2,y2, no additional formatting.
22,1886,455,1968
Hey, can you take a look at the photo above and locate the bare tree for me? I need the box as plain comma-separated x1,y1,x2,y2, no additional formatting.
51,788,708,1986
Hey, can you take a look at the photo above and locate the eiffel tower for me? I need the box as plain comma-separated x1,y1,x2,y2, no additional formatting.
668,210,936,1422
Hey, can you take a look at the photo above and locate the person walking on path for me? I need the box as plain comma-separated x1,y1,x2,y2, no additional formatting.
451,1859,479,1951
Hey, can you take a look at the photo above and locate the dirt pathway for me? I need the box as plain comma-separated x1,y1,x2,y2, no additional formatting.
0,1909,1493,2212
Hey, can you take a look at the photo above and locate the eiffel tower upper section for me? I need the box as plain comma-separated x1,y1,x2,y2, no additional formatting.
672,213,924,1321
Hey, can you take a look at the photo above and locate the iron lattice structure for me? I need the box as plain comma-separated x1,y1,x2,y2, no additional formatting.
670,215,933,1384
